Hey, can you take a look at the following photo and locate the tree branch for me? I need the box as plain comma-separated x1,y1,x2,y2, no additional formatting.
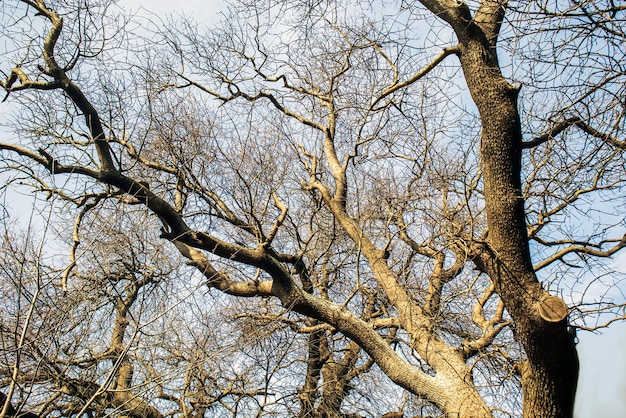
533,236,626,271
370,46,460,111
172,241,273,297
523,116,625,149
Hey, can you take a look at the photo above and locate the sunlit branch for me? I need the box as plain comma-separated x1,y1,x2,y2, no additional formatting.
321,98,348,204
425,251,467,316
108,136,177,174
263,192,288,247
475,0,509,42
523,116,625,150
461,282,511,357
396,214,437,259
416,0,473,34
172,241,273,297
61,197,101,291
533,236,626,271
1,267,41,418
370,46,460,111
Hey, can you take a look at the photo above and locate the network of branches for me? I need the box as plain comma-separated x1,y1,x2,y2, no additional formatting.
0,0,624,417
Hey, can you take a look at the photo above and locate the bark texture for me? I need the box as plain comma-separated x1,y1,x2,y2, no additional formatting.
456,12,579,418
413,0,579,415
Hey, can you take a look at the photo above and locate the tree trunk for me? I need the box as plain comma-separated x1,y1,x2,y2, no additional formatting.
456,27,579,418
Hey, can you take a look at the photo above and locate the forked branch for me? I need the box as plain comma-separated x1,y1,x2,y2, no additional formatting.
523,116,625,150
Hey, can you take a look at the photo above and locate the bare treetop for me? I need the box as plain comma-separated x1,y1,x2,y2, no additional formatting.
0,0,624,416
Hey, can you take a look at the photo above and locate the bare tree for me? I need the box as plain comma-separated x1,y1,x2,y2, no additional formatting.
0,207,289,417
0,0,624,416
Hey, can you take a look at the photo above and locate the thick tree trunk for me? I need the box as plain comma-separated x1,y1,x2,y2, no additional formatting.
457,28,579,417
414,0,580,412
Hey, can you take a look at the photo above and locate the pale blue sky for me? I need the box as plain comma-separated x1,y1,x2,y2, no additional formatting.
576,322,626,417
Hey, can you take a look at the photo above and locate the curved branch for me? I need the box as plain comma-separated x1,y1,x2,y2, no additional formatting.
461,282,511,357
533,236,626,271
425,250,467,316
370,46,460,111
25,0,115,172
523,116,625,149
61,197,102,291
173,241,273,297
176,74,326,132
264,192,288,247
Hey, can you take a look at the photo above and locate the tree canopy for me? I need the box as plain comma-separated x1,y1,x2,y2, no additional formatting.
0,0,624,417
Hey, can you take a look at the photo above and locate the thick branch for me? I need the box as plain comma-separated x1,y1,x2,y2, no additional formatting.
417,0,473,32
172,241,273,297
25,0,115,172
475,0,508,44
424,251,466,316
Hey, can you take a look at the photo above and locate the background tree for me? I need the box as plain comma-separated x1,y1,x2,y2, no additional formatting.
0,0,624,417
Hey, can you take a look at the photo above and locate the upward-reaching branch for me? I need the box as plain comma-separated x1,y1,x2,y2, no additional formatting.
22,0,116,172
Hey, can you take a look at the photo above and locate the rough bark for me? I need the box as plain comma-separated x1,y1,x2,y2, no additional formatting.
455,12,578,418
459,41,578,418
411,0,579,415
